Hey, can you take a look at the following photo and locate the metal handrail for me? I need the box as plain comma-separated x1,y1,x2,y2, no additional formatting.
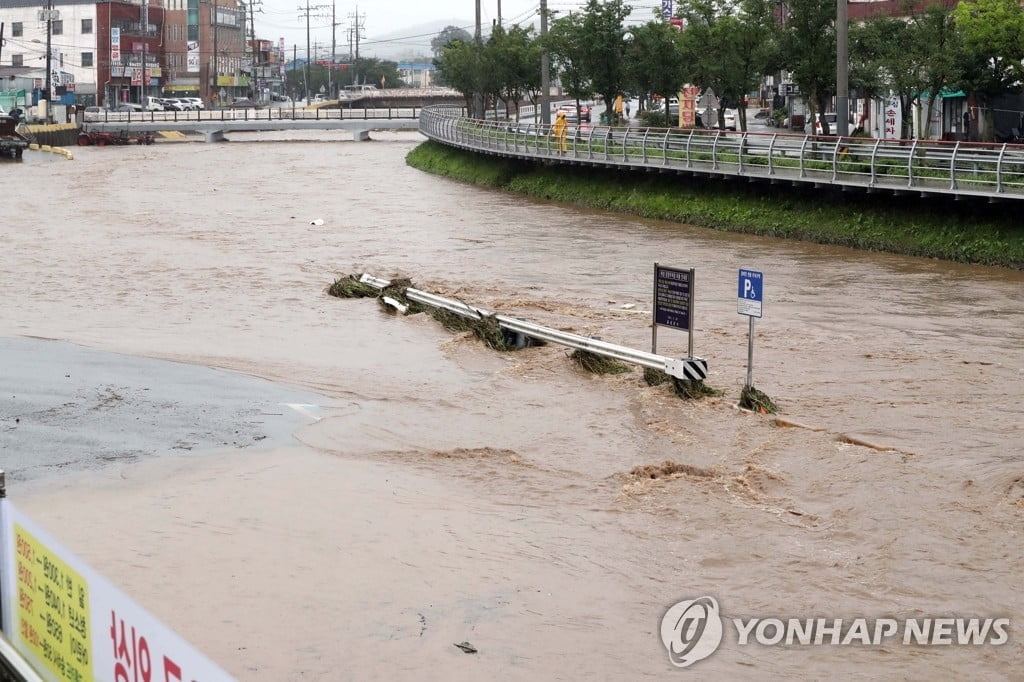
416,106,1024,200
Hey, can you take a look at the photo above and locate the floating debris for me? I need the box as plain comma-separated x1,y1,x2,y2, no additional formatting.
570,349,632,375
629,460,716,480
310,218,325,225
643,367,671,386
377,278,426,315
328,275,378,299
739,385,778,414
671,378,722,400
453,641,478,654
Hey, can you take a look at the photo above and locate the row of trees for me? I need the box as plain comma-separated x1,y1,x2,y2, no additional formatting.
434,0,1024,140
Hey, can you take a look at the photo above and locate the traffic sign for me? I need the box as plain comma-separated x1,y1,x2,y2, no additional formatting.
737,269,763,318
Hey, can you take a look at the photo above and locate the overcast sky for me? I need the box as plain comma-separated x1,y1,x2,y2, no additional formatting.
254,1,539,58
253,1,665,59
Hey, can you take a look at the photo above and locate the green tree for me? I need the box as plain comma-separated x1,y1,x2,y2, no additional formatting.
779,0,836,133
545,11,592,122
484,25,540,120
436,39,484,112
622,20,687,120
676,0,778,131
954,0,1024,140
850,4,961,140
432,26,473,58
578,0,633,122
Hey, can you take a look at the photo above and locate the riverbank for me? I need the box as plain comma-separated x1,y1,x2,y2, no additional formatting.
406,140,1024,269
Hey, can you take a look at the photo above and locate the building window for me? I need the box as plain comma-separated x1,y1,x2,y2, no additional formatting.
12,22,23,37
52,20,63,36
82,19,93,34
12,54,23,67
82,52,93,67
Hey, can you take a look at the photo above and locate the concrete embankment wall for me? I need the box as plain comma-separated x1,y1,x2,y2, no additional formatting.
21,123,79,147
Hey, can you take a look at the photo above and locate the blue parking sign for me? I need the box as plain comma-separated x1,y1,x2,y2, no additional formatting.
737,269,763,318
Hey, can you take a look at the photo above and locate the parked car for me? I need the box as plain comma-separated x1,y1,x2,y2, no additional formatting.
723,108,737,130
181,97,204,110
143,96,164,111
226,97,260,109
555,104,579,124
115,103,144,113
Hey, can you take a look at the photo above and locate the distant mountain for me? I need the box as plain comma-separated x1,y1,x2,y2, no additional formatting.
360,19,473,62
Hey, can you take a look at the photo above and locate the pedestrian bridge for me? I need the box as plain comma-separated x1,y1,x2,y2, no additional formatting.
83,106,420,142
417,105,1024,202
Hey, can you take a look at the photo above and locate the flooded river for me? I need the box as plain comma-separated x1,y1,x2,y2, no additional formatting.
1,131,1021,680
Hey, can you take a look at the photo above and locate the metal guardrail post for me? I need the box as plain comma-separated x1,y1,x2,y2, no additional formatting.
684,130,693,169
738,131,748,174
869,138,881,186
641,129,650,164
768,133,777,176
996,143,1007,193
799,136,810,178
950,141,960,190
711,132,721,171
663,130,670,167
907,139,919,188
622,129,629,162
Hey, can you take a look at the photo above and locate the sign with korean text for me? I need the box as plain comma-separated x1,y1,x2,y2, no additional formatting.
737,269,763,318
187,40,200,72
661,0,673,21
1,499,235,682
654,265,694,331
110,28,120,62
884,95,901,140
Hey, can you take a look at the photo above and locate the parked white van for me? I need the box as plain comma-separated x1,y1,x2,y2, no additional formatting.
143,96,164,111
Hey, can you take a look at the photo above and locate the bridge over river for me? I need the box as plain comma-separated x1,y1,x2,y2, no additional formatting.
84,101,1024,202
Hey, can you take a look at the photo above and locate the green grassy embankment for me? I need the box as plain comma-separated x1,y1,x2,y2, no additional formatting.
406,140,1024,269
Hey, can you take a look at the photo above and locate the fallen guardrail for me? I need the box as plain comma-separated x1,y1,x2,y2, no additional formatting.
356,273,709,383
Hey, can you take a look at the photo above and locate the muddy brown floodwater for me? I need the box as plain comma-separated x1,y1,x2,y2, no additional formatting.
2,131,1022,680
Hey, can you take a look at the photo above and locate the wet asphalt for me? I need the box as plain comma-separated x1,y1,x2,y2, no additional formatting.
0,338,324,483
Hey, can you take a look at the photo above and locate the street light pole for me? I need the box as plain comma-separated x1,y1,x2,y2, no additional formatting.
540,0,550,126
44,0,53,122
836,0,849,136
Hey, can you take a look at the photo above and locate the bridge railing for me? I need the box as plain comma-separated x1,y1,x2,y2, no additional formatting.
417,104,1024,200
85,106,421,125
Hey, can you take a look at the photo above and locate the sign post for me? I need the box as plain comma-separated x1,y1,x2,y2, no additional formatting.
737,269,763,387
652,263,695,358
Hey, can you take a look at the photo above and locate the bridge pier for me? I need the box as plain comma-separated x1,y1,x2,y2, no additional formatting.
201,129,226,143
352,129,370,141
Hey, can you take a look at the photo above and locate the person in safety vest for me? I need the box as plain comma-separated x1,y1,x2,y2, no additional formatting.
552,110,568,153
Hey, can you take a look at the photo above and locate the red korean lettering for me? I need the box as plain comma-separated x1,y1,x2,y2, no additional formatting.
163,655,182,682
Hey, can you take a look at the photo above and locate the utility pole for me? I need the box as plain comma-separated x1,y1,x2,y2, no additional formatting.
299,1,312,104
347,6,364,85
43,0,55,122
141,0,148,105
1,23,6,66
540,0,550,126
836,0,849,136
497,0,502,28
248,0,258,100
212,0,219,105
473,0,483,118
330,1,336,98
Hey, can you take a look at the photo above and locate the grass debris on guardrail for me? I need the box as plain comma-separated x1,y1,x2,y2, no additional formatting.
378,278,426,314
570,349,632,374
328,275,378,298
739,385,778,413
673,378,723,400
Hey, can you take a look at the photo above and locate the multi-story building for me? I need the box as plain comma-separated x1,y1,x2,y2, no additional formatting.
0,0,251,108
0,0,104,106
161,0,248,105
